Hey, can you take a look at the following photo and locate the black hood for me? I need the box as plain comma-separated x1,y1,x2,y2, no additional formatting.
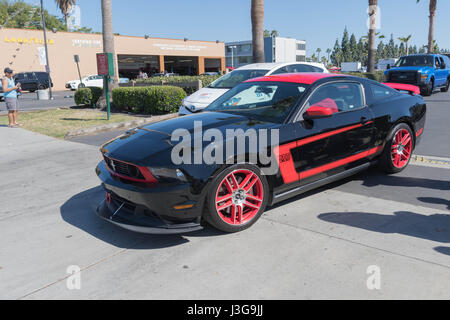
101,112,280,166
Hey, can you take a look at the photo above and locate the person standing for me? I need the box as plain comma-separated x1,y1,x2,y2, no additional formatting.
2,68,21,128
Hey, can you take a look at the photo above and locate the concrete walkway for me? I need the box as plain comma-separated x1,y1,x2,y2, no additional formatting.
0,127,449,299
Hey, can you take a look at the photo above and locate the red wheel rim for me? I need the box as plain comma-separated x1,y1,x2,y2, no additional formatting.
215,169,264,225
391,129,412,168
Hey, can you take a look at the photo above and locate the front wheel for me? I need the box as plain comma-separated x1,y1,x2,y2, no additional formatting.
204,164,269,233
379,123,414,174
422,80,434,96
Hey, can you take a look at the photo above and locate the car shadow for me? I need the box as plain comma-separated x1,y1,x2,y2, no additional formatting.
60,186,224,249
434,247,450,256
418,197,450,210
318,211,450,244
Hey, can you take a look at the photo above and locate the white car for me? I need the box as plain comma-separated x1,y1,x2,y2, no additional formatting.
179,62,328,115
66,75,103,90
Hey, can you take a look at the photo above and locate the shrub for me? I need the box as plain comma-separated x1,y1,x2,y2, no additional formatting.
135,75,221,95
112,86,187,115
74,87,103,106
342,71,385,82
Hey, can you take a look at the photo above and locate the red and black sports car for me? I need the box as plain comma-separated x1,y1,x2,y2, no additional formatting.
95,73,426,234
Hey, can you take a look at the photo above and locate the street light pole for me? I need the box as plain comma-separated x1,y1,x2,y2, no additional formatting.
40,0,53,100
230,45,237,69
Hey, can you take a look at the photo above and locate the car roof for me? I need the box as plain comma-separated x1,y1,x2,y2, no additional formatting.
236,62,326,72
245,72,340,85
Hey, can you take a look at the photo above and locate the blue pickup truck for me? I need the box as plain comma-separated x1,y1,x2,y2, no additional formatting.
384,54,450,96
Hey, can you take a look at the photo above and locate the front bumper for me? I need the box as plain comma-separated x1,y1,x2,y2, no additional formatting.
95,161,205,234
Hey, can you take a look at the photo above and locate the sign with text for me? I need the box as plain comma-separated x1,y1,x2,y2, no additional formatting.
96,53,114,76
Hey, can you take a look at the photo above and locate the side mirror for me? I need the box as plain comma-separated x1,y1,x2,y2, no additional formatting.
441,63,446,69
304,105,334,119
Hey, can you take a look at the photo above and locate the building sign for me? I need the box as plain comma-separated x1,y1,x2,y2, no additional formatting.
153,43,207,52
4,37,54,45
73,39,101,48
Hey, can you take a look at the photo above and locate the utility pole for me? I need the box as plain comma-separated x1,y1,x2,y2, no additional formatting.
40,0,53,100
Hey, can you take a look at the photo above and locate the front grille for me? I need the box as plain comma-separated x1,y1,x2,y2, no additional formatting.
104,156,145,180
388,71,419,84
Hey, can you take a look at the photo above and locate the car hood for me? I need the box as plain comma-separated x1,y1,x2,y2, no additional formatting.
184,87,229,111
101,112,280,166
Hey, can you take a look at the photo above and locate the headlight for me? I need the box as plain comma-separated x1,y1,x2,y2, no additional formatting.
148,168,187,182
419,73,428,83
182,100,196,112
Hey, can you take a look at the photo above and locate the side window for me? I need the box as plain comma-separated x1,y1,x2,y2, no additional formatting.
287,64,312,73
435,57,441,69
439,57,445,69
272,66,289,75
371,84,394,101
310,66,324,73
305,82,364,113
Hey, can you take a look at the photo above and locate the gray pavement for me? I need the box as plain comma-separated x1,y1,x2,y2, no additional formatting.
0,90,75,114
0,90,449,299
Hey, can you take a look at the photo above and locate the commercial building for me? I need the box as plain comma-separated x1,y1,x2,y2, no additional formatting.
225,37,306,69
0,28,225,90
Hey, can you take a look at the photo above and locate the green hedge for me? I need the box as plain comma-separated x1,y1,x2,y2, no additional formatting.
342,71,385,82
74,87,103,107
135,75,221,95
112,86,187,114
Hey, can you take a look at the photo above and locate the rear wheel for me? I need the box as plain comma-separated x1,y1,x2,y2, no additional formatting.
379,123,414,174
441,78,450,92
204,164,269,233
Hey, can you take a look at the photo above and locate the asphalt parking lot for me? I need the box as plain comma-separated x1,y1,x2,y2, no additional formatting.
0,91,449,299
0,90,75,114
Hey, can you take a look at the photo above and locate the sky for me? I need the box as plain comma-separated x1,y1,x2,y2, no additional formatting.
22,0,450,55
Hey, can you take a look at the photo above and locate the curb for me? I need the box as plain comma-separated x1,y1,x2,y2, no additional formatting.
64,113,178,139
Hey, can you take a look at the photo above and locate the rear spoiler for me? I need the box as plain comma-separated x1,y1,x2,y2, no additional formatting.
383,82,421,96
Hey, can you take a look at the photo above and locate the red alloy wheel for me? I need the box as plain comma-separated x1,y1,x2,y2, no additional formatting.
391,129,412,168
215,169,264,225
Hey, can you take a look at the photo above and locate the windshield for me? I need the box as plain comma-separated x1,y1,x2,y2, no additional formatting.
208,69,269,89
205,82,309,123
394,55,433,67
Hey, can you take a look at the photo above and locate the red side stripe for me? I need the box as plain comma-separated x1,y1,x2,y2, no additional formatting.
299,146,383,180
416,128,424,138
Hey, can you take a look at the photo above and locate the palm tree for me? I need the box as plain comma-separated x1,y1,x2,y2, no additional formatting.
417,0,437,53
326,48,332,63
398,35,412,55
55,0,76,31
367,0,378,73
98,0,118,110
316,48,322,61
251,0,265,63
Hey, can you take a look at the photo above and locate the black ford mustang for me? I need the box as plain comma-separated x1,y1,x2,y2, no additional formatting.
95,73,426,234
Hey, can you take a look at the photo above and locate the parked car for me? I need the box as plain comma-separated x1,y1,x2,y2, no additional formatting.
179,62,329,115
14,72,53,92
152,72,179,77
384,54,450,96
201,72,220,76
377,58,398,71
66,75,129,90
95,73,426,234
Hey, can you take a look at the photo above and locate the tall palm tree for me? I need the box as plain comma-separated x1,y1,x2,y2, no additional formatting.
398,35,412,55
98,0,118,110
367,0,378,73
417,0,437,54
251,0,265,63
55,0,76,31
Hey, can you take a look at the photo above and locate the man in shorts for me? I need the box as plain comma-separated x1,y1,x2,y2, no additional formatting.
2,67,21,128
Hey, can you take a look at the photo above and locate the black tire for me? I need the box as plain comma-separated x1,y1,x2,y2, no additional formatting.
204,163,270,233
423,79,434,96
379,123,414,174
38,85,46,90
441,78,450,92
29,90,36,93
78,83,86,89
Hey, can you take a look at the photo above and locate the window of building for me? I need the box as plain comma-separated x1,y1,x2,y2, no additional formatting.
297,43,306,51
296,55,306,62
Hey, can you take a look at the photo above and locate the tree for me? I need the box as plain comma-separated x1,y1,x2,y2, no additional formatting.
97,0,118,110
0,0,65,31
417,0,437,54
330,39,342,67
368,0,378,73
326,48,332,64
341,27,351,62
349,33,357,61
251,0,265,63
316,48,322,61
270,30,279,37
398,35,412,55
55,0,76,31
